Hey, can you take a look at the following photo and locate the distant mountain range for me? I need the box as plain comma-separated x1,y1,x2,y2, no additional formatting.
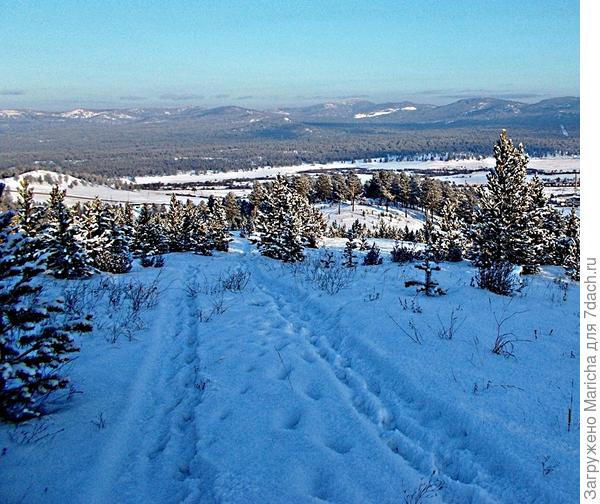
0,97,579,130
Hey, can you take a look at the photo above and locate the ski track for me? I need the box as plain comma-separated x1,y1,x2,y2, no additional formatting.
83,264,218,503
79,250,561,503
250,262,559,504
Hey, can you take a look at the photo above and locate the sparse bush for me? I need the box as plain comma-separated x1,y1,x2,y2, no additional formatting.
220,269,250,292
475,261,520,296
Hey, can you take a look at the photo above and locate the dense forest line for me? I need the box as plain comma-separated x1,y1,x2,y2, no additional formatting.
0,120,579,180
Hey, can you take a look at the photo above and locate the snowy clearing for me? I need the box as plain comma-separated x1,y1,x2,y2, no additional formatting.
0,236,578,503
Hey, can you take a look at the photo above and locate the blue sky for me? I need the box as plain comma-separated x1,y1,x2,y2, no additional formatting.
0,0,579,110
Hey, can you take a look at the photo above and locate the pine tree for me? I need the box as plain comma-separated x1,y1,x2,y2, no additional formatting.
94,217,132,274
0,211,90,421
346,173,363,212
224,192,243,230
14,178,43,237
44,187,93,279
469,130,531,269
343,231,358,267
432,199,464,262
163,195,187,252
81,197,112,266
132,204,168,263
302,206,327,249
207,198,233,252
255,176,310,262
363,242,383,265
562,207,580,280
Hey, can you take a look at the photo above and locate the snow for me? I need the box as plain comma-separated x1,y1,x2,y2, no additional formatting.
354,108,399,119
0,236,578,503
401,106,417,111
320,202,426,233
0,109,24,118
1,170,208,206
132,157,579,186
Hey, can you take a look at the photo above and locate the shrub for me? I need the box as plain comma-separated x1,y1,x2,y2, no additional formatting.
390,242,420,263
475,261,520,296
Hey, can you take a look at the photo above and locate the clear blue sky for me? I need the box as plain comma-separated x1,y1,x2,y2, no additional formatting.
0,0,579,110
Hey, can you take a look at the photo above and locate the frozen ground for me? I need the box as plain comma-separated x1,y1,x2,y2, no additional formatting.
0,236,579,503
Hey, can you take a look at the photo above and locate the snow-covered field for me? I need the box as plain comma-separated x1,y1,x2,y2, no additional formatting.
0,236,579,503
131,157,580,186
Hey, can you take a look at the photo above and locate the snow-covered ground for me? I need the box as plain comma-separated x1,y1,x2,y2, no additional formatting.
1,170,208,205
320,202,426,233
0,236,579,503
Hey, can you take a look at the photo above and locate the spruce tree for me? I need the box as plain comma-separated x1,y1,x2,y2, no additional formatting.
0,211,91,421
224,192,243,230
95,216,132,274
44,187,93,279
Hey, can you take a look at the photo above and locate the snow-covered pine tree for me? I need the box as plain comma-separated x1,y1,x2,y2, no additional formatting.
163,195,187,252
301,206,327,249
255,175,307,262
520,176,550,274
562,207,580,280
0,211,91,421
469,130,531,269
81,197,112,267
343,231,358,267
132,204,168,264
44,186,93,279
189,203,213,256
224,192,243,230
363,242,383,266
432,199,464,262
14,178,43,237
207,197,233,252
94,212,132,274
114,202,135,248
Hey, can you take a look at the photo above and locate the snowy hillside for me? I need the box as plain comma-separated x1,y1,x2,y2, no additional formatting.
0,236,579,503
320,202,426,233
1,170,205,206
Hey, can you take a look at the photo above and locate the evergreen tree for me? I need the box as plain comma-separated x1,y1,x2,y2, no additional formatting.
163,195,188,252
207,198,233,252
132,204,168,264
432,199,464,262
343,231,358,268
469,130,531,269
94,217,132,274
314,174,333,202
363,242,383,266
224,192,243,230
0,211,91,421
346,173,363,212
256,176,307,262
44,187,93,279
81,197,113,266
14,178,43,237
